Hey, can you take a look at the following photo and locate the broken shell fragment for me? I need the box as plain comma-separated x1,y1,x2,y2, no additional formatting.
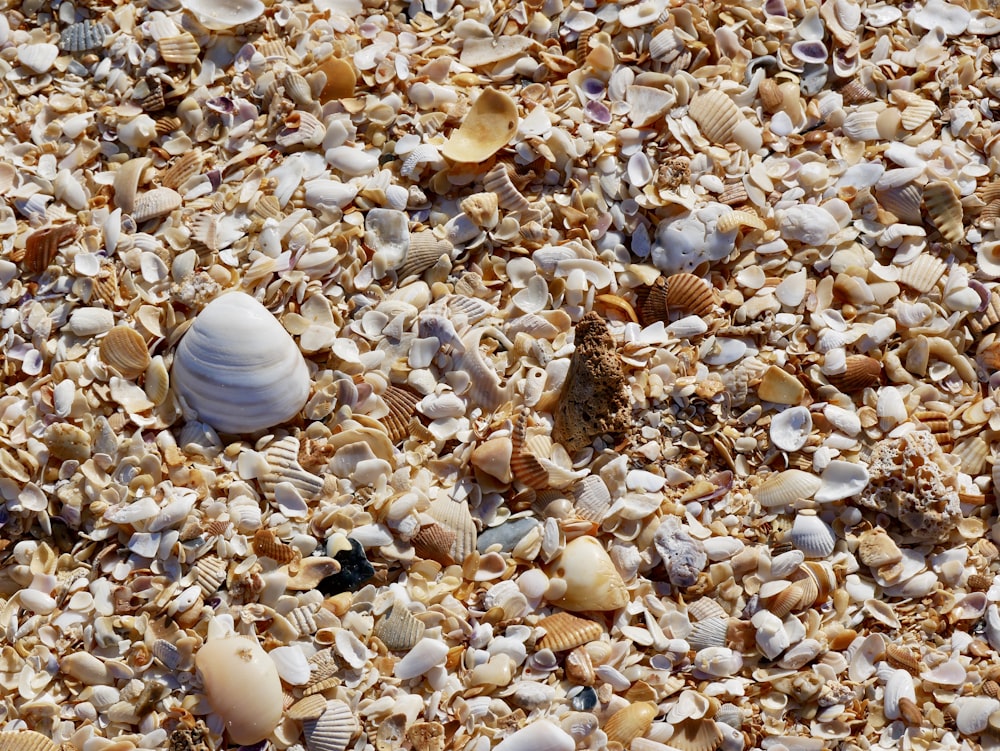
442,88,519,163
546,535,628,612
171,293,312,433
181,0,264,30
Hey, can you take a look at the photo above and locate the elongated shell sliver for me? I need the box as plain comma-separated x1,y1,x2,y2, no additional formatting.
171,292,311,433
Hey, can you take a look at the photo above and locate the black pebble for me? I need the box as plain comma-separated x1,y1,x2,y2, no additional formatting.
317,538,375,595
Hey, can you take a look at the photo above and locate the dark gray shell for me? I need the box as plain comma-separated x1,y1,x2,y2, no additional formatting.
60,20,111,52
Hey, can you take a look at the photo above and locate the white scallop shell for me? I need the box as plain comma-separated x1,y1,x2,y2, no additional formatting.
770,406,813,452
754,469,821,507
303,700,357,751
171,293,312,434
790,510,836,558
686,616,729,651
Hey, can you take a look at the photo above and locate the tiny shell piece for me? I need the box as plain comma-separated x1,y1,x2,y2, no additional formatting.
99,326,150,379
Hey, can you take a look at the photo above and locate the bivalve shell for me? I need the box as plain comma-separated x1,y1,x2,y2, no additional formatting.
665,273,717,318
132,188,182,222
923,180,964,243
303,700,357,751
790,510,837,558
60,20,111,52
99,326,150,379
158,33,201,64
536,612,604,651
442,88,519,163
827,355,881,392
898,254,946,294
604,702,658,746
374,601,426,652
754,469,821,508
547,535,628,612
0,731,58,751
260,436,324,500
770,406,812,452
688,90,742,145
171,293,312,434
494,720,574,751
669,718,724,751
181,0,265,30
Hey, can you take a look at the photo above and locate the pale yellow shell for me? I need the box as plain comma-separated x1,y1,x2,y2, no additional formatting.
757,365,807,405
536,611,604,652
688,89,742,144
43,422,92,462
923,180,964,244
159,33,200,64
900,99,937,131
442,88,519,163
0,730,59,751
99,325,150,379
714,209,766,233
898,253,947,293
668,718,725,751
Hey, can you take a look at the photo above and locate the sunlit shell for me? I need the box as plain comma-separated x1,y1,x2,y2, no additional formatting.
181,0,265,30
969,289,1000,335
511,409,552,491
44,422,92,462
898,254,947,293
411,522,456,566
381,385,421,445
158,33,201,64
252,528,299,564
161,151,204,190
604,702,658,746
885,643,922,674
99,326,150,379
192,555,227,596
688,90,742,144
923,180,964,244
314,57,356,101
669,718,723,751
876,183,924,224
687,616,730,650
536,612,603,651
546,535,628,612
60,20,110,52
483,162,534,213
303,700,357,751
0,731,59,751
953,436,989,475
171,293,312,434
900,99,937,131
637,277,670,327
397,231,453,281
665,273,717,318
827,354,881,392
715,210,766,233
571,475,612,523
840,78,876,104
287,695,328,722
857,527,902,570
374,601,426,652
757,365,807,405
441,88,519,163
790,510,837,558
718,182,749,206
131,187,181,222
24,224,76,273
427,496,477,564
261,436,324,500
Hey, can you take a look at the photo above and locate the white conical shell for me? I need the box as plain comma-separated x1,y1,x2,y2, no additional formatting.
171,293,311,434
790,510,836,558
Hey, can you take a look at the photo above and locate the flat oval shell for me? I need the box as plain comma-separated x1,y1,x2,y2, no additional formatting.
99,326,150,379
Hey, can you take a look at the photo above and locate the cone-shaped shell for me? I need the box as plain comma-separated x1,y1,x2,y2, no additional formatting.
536,612,604,651
171,292,311,434
196,636,283,745
99,326,150,379
442,88,519,163
547,535,628,612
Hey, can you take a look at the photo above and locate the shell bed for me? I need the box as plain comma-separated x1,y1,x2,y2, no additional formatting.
2,0,1000,750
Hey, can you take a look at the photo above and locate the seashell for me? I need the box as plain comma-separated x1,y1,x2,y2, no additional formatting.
442,88,519,163
900,99,937,131
133,188,181,222
876,182,924,224
604,702,658,746
637,277,670,327
196,636,283,745
857,527,902,571
536,612,603,652
494,720,574,751
953,436,988,475
303,700,357,751
955,697,1000,736
884,643,921,674
286,557,341,591
17,43,59,74
0,731,59,751
883,668,917,721
814,459,869,502
135,76,165,112
427,496,477,564
840,78,876,104
571,475,612,523
471,437,513,483
99,326,150,379
969,289,1000,335
374,601,426,651
688,90,742,145
460,192,500,228
287,695,328,722
259,436,324,500
24,224,76,273
252,528,299,564
665,273,717,318
511,409,552,491
158,33,201,65
44,422,92,462
654,516,708,588
715,210,766,233
192,555,227,596
769,406,812,452
60,20,111,52
841,110,880,141
171,293,312,434
314,57,356,101
923,180,964,244
757,365,806,405
397,231,453,281
411,522,456,566
669,718,724,751
827,355,881,392
754,469,822,508
546,535,628,612
381,385,421,445
483,163,534,213
277,111,327,149
161,151,203,190
687,616,730,651
394,637,449,680
789,510,836,558
181,0,264,30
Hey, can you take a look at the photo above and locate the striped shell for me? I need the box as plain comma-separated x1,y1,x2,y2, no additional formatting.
411,522,456,566
303,700,357,751
714,210,766,233
159,33,200,65
885,643,921,674
876,182,923,223
99,325,150,379
24,224,76,273
0,731,59,751
718,182,749,206
60,20,111,52
252,528,300,564
688,90,742,144
897,254,947,294
483,163,533,213
571,475,612,523
840,78,876,104
923,180,964,244
161,150,204,190
900,99,937,131
192,555,227,596
604,702,658,746
511,409,552,491
827,354,882,392
397,231,454,281
374,601,426,651
637,277,670,327
664,273,717,318
790,510,837,558
687,616,730,651
536,612,603,651
969,289,1000,335
261,436,324,500
132,187,182,222
426,496,477,564
669,718,724,751
287,695,328,722
381,385,421,444
753,469,821,508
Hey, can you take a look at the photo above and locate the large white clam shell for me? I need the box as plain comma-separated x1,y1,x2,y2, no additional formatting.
181,0,264,29
172,292,311,434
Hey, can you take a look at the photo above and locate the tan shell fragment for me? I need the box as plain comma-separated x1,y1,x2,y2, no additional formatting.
161,150,203,190
758,366,806,405
252,528,300,564
827,355,882,392
857,527,902,569
285,557,341,590
900,99,937,131
637,277,670,327
261,436,324,500
159,33,200,64
315,57,356,101
923,180,964,244
99,326,150,379
669,718,724,751
287,694,328,721
536,612,603,651
406,722,445,751
441,88,519,163
24,223,77,273
688,89,742,145
968,290,1000,335
898,254,947,293
664,273,717,318
460,192,499,227
398,231,453,281
132,187,182,222
44,422,92,462
0,730,59,751
374,601,426,651
715,210,766,233
604,702,658,746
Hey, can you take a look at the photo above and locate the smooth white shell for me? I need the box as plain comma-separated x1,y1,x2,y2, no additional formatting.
181,0,264,29
770,406,813,452
172,293,311,434
495,720,575,751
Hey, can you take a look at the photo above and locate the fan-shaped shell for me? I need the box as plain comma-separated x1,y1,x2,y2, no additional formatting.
571,475,612,523
411,522,456,566
753,469,821,507
161,150,204,190
604,702,658,746
24,224,76,273
536,612,604,651
381,385,421,444
923,180,964,243
260,436,324,500
687,616,730,651
99,325,150,379
688,90,742,144
900,99,937,131
158,33,200,64
0,731,59,751
374,601,426,651
876,182,923,223
637,277,670,327
60,20,110,52
442,88,519,163
397,231,454,281
790,510,837,558
303,700,357,751
665,273,717,318
969,289,1000,335
426,496,477,564
132,188,182,222
171,292,312,434
669,718,724,751
827,354,881,392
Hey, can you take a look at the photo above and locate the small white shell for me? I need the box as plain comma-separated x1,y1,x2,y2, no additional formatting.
754,470,821,507
692,647,743,678
790,510,836,558
770,406,813,452
814,460,869,502
955,697,1000,735
181,0,264,30
883,668,916,721
393,637,449,680
303,700,357,751
495,720,575,751
171,293,312,434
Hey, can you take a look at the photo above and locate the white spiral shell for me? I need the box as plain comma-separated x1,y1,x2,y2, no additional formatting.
171,292,311,434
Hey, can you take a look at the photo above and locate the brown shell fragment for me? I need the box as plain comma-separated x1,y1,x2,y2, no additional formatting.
411,522,456,566
381,385,421,445
637,277,670,327
252,528,300,564
827,355,881,392
552,313,631,452
536,612,603,651
99,326,150,379
511,408,551,491
664,273,717,318
24,223,77,273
